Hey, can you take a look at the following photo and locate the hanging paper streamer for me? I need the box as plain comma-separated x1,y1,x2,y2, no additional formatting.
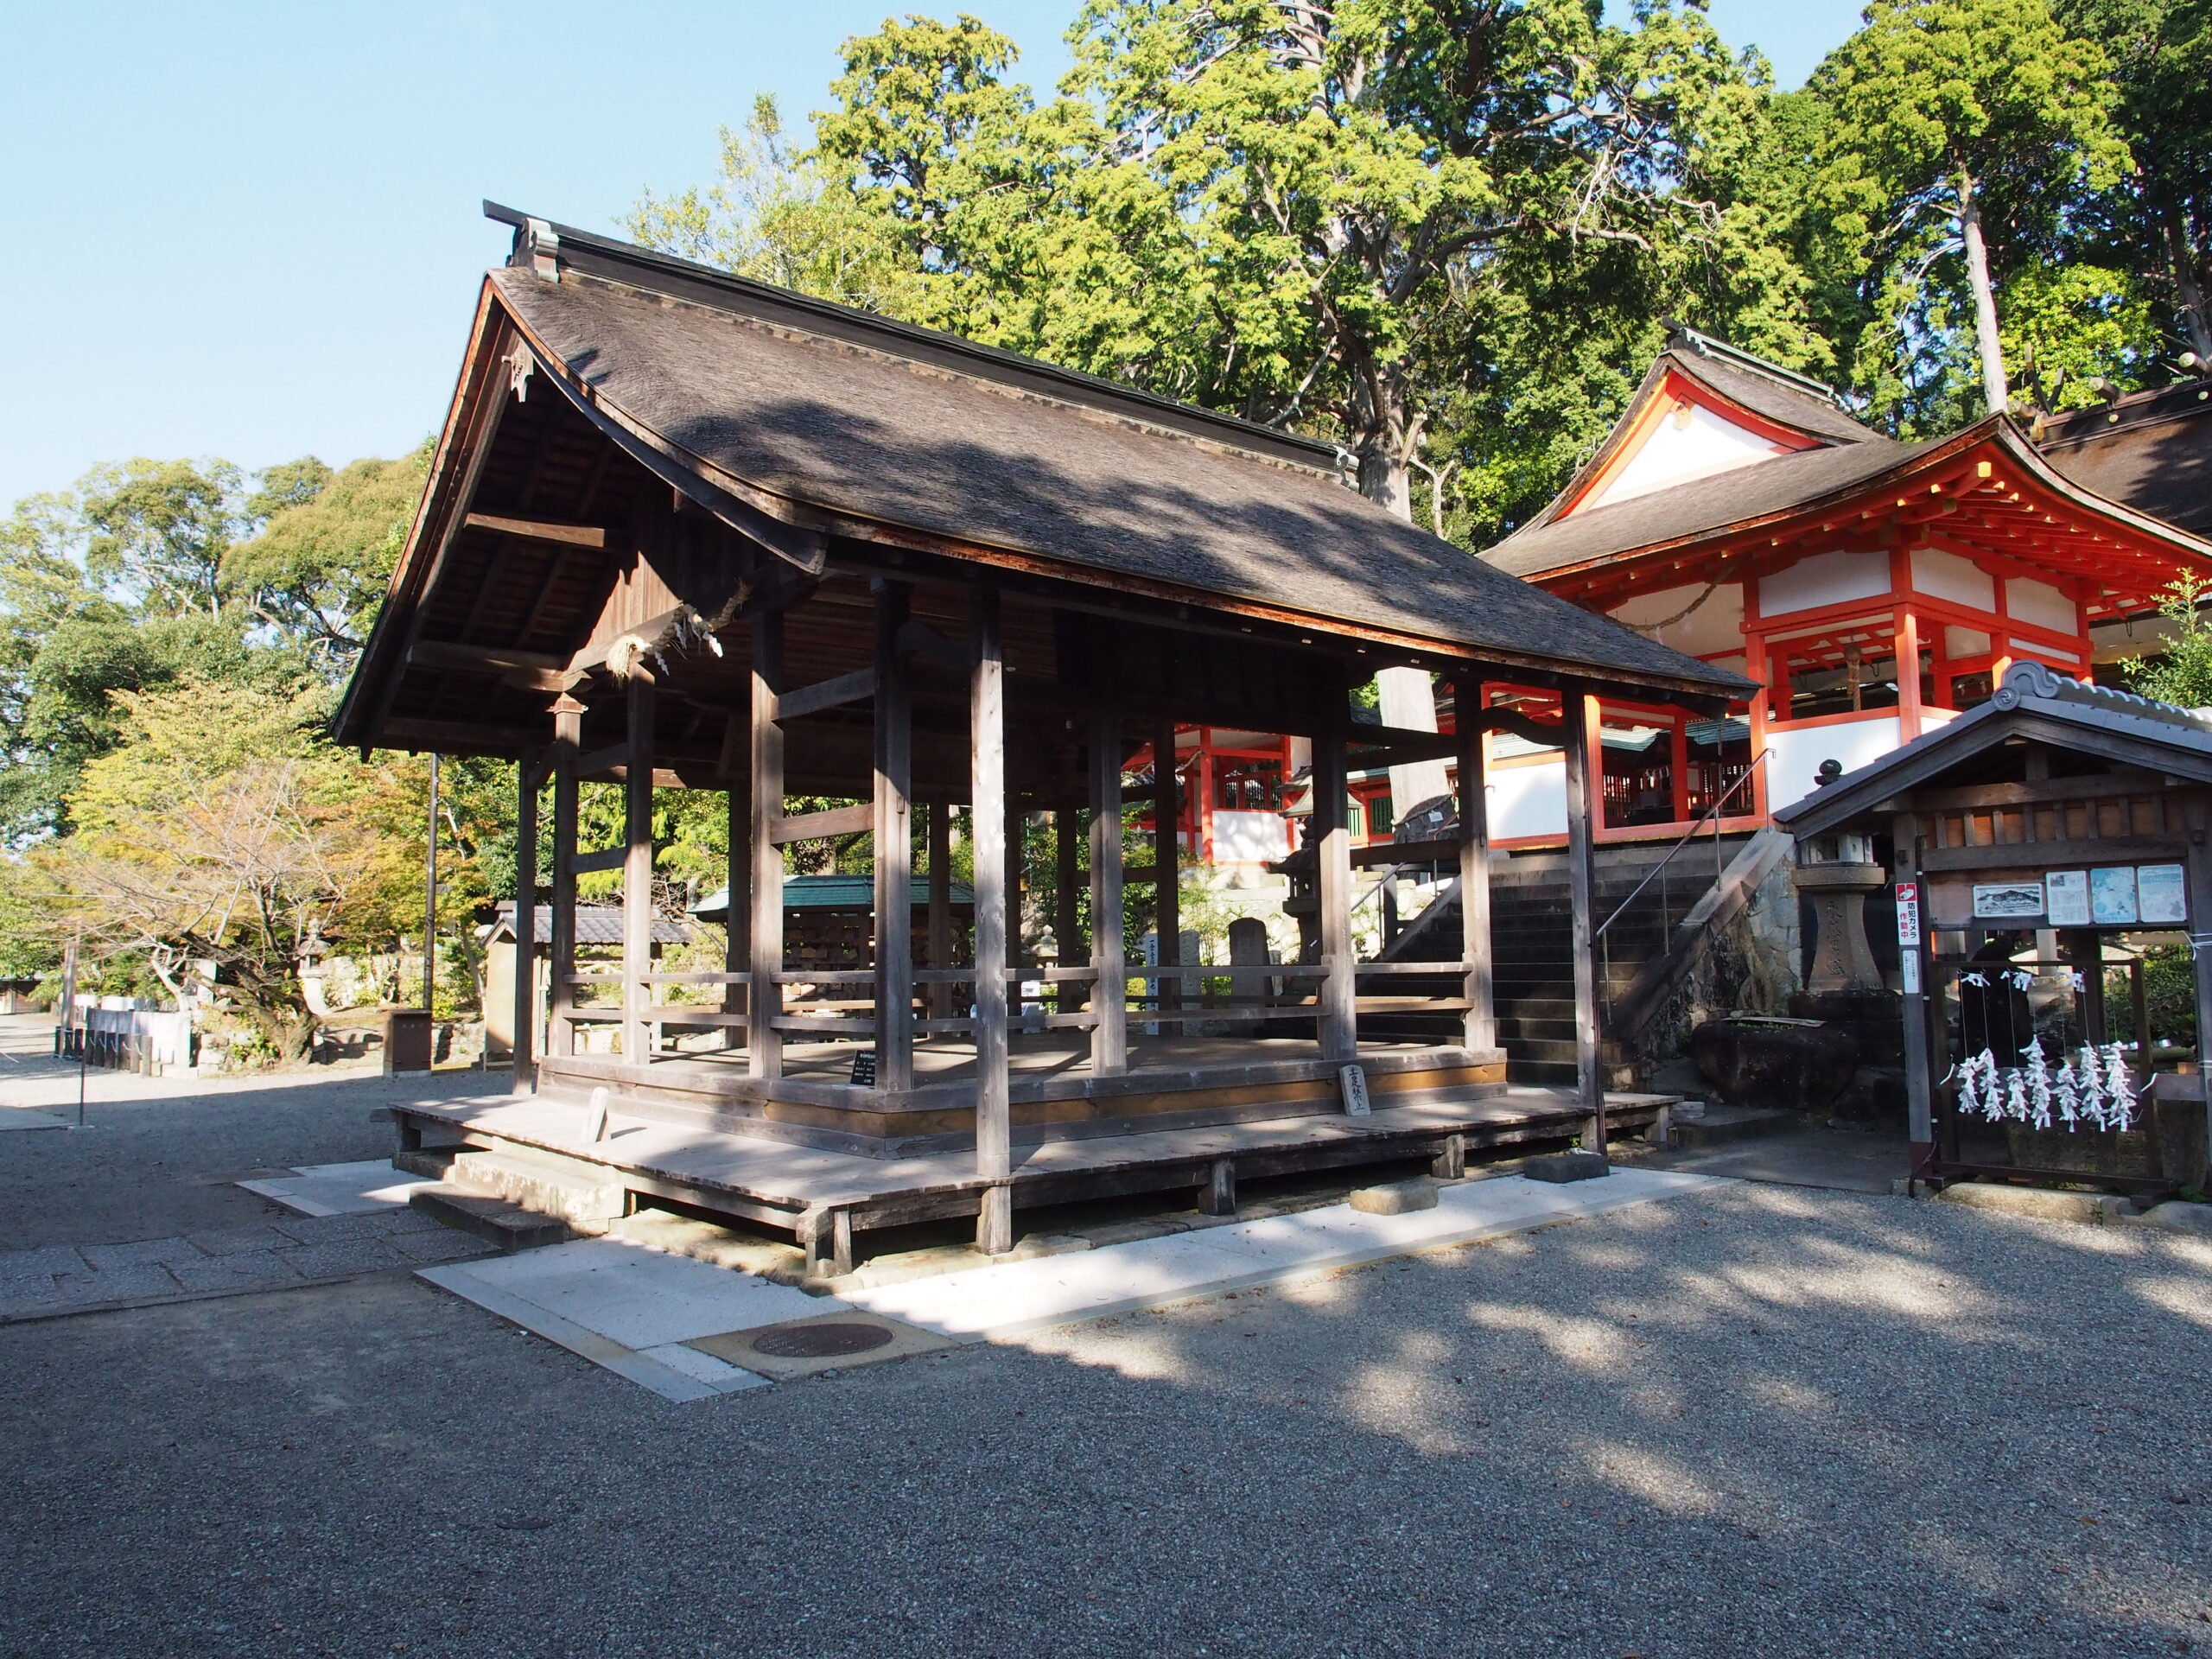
1946,1043,2134,1131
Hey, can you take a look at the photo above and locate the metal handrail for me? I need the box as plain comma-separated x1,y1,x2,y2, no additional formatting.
1593,748,1770,944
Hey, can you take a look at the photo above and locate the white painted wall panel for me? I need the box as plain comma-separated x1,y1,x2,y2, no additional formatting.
1759,550,1891,616
1911,546,1996,611
1491,759,1567,841
1211,810,1291,864
1584,403,1789,511
2006,576,2078,636
1606,582,1745,660
1766,717,1904,814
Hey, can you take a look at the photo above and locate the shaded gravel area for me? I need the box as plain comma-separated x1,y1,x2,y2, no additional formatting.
1,1180,2206,1656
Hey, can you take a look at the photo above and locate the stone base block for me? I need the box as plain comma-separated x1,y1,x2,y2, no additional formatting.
1349,1179,1440,1215
1525,1150,1610,1184
1934,1182,2134,1226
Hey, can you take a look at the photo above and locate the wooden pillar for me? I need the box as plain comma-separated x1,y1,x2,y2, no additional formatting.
549,695,583,1058
749,610,785,1081
512,749,540,1091
927,801,954,1023
1453,677,1494,1053
1669,711,1691,825
1892,810,1935,1179
724,745,748,1053
971,587,1013,1254
1562,687,1606,1147
873,582,914,1093
1090,706,1128,1076
1895,605,1924,741
1055,804,1082,1015
1315,713,1357,1063
1154,719,1181,1022
2186,796,2212,1192
622,669,656,1065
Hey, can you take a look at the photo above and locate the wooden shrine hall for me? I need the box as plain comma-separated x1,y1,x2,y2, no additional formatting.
335,206,1745,1263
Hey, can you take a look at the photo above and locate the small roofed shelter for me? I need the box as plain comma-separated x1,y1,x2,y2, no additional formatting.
1480,329,2212,848
336,207,1745,1264
482,902,689,1062
1776,661,2212,1197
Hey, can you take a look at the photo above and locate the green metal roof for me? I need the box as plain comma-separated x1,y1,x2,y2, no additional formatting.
689,874,974,922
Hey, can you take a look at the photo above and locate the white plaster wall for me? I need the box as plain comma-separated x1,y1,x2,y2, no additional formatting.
1605,582,1745,660
2006,576,2078,636
1758,549,1891,616
1212,810,1291,864
2011,636,2083,664
1766,717,1904,815
1585,403,1789,510
1911,546,1995,611
1491,759,1568,840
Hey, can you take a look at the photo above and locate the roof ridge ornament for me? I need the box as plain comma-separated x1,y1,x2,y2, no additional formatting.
515,214,561,283
1666,321,1849,412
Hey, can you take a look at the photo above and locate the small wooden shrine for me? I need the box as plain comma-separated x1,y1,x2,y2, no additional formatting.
1777,661,2212,1195
336,207,1741,1262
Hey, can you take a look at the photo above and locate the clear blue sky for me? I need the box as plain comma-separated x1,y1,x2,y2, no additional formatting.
0,1,1866,512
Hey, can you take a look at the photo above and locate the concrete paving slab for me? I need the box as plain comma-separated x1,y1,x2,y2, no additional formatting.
239,1160,433,1217
0,1108,70,1132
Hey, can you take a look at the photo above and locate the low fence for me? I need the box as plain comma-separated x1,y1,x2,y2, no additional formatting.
56,1002,194,1075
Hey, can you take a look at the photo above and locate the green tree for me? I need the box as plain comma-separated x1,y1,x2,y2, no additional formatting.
79,458,245,618
1806,0,2131,425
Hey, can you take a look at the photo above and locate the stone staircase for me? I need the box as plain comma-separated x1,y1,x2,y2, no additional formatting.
1366,834,1761,1087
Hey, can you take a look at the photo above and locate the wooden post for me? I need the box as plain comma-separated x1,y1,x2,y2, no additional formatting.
549,695,583,1058
873,582,914,1093
424,753,439,1015
724,742,748,1053
1895,605,1924,742
926,802,954,1023
1154,718,1181,1025
1562,687,1606,1148
1892,811,1936,1180
622,669,656,1065
1055,804,1082,1015
1315,711,1357,1063
1090,706,1128,1076
1454,675,1493,1053
971,586,1013,1254
2186,797,2212,1191
749,610,785,1081
512,749,539,1091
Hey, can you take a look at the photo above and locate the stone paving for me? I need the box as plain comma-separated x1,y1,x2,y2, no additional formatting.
0,1205,493,1321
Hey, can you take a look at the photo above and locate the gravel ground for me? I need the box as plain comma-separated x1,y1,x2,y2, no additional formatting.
1,1179,2206,1657
0,1019,498,1248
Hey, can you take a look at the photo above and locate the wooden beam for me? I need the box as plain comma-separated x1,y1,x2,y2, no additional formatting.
774,667,878,724
1314,715,1357,1064
1154,717,1182,1021
1090,706,1128,1076
411,640,567,676
772,803,874,844
873,583,914,1094
512,747,540,1090
549,695,583,1058
577,742,630,779
462,512,607,548
1563,689,1606,1146
897,617,976,673
972,586,1014,1255
622,670,657,1065
565,847,626,875
1455,679,1494,1053
750,611,785,1082
1919,836,2186,873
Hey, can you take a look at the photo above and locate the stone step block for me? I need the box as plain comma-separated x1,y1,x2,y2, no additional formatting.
448,1147,629,1228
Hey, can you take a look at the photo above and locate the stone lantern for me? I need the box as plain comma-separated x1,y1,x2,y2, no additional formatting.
1796,829,1886,994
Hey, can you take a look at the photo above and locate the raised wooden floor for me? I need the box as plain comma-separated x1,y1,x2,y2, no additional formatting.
538,1033,1510,1157
391,1079,1674,1270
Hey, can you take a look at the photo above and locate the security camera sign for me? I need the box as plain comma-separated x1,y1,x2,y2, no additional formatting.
1895,881,1921,947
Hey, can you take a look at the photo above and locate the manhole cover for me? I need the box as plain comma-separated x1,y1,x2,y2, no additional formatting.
748,1320,895,1358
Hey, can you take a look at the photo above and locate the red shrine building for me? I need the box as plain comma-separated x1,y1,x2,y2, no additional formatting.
1472,331,2212,844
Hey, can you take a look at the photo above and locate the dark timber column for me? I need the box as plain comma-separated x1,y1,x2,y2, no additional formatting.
549,694,584,1058
927,803,954,1023
1089,707,1128,1075
2186,795,2212,1194
972,587,1013,1254
1315,712,1357,1063
1454,676,1494,1054
873,582,914,1092
1154,718,1181,1027
1562,687,1606,1148
622,669,656,1066
512,748,540,1091
1055,804,1082,1015
724,733,748,1053
750,610,786,1082
1892,810,1935,1179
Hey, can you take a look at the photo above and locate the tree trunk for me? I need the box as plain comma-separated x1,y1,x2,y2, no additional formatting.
1957,169,2009,416
2163,200,2212,363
